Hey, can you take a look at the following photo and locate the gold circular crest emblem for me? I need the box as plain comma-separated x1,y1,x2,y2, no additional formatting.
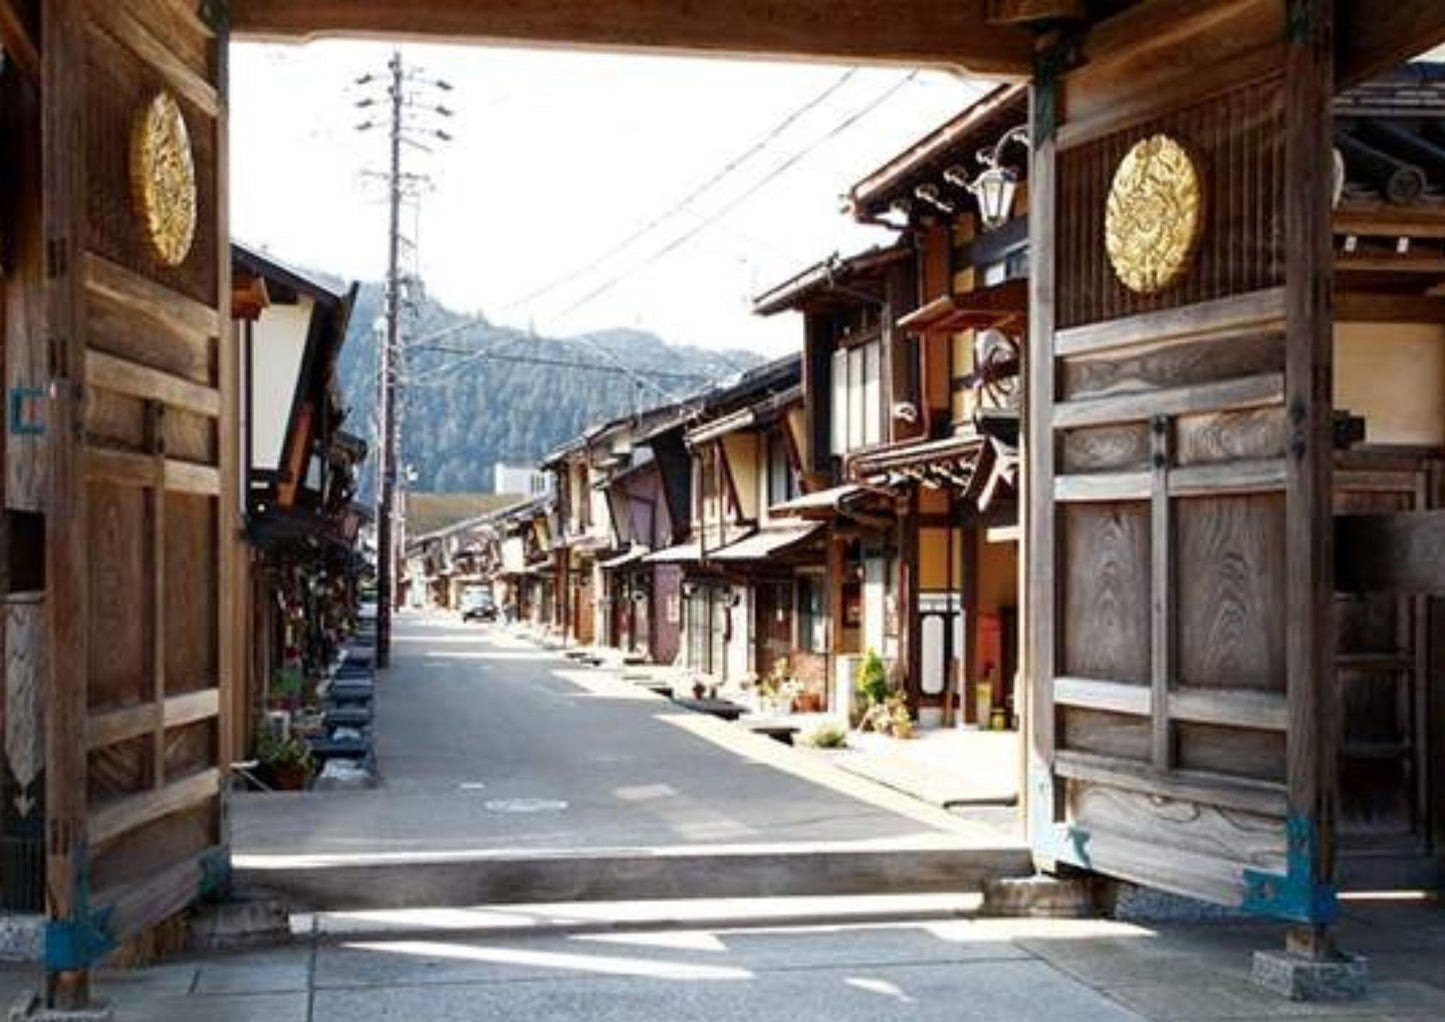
1104,133,1203,294
131,92,197,267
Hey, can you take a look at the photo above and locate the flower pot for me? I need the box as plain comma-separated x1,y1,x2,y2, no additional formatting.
266,762,311,791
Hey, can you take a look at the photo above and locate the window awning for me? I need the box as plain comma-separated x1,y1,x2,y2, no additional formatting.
642,542,702,564
768,483,890,520
598,545,650,570
895,278,1027,333
709,522,824,562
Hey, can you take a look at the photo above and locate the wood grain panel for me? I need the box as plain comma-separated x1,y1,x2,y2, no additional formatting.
87,735,151,804
1177,721,1286,782
1176,494,1286,692
1175,407,1286,466
85,390,148,452
1059,423,1151,474
89,799,214,896
1059,332,1283,402
1068,780,1286,872
1060,707,1152,761
86,481,151,710
162,407,216,465
86,290,213,386
163,718,214,779
1061,501,1150,683
163,494,216,695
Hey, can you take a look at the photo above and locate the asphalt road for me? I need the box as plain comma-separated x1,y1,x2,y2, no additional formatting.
232,612,992,857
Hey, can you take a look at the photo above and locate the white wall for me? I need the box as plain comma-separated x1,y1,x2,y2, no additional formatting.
1335,322,1445,447
250,297,315,470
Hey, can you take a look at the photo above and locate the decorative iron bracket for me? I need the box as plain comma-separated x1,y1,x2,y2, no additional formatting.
9,387,45,436
44,856,114,973
1241,815,1340,924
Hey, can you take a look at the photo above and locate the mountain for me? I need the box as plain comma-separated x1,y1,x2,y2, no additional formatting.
330,280,766,497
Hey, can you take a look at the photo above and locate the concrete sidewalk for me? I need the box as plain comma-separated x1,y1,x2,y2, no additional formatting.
807,728,1021,809
4,896,1440,1021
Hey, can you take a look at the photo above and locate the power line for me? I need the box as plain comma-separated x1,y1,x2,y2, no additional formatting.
542,70,921,325
409,67,860,350
406,346,715,383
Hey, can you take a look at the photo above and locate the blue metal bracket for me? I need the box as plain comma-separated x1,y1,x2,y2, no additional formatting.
1027,765,1093,871
9,387,45,436
44,855,115,973
199,847,232,903
1241,815,1339,924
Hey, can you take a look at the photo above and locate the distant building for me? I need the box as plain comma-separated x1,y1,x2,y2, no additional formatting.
495,462,552,498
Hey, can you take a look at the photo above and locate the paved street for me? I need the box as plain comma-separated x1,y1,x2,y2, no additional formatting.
4,897,1442,1021
232,612,1008,860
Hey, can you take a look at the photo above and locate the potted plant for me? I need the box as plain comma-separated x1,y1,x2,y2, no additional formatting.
254,728,314,791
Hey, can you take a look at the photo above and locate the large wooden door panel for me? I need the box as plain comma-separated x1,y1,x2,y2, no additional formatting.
1027,2,1339,922
44,0,231,986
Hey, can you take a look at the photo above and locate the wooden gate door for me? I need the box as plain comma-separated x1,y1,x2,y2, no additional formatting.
43,0,232,1001
1026,0,1340,922
1333,454,1444,891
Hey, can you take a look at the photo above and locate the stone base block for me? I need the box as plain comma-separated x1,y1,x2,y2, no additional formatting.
980,875,1098,918
0,917,44,963
1251,949,1368,1001
7,992,113,1022
187,897,292,953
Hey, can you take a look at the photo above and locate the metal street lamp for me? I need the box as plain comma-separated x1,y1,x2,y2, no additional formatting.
945,123,1030,231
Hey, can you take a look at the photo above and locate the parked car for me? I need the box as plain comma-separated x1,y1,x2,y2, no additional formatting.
460,586,496,622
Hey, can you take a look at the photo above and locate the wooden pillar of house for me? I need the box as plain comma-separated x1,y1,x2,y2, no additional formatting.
1282,0,1339,956
827,532,847,673
960,512,980,726
900,487,920,710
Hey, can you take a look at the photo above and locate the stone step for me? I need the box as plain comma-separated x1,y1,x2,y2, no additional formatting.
234,840,1032,913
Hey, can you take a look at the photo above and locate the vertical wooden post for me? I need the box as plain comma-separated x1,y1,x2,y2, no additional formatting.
1024,77,1060,858
150,404,167,791
217,14,243,779
1280,0,1338,938
960,513,979,726
1149,415,1174,769
42,0,92,1006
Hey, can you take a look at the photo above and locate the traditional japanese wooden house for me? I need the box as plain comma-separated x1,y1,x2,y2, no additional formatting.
595,407,694,663
753,252,914,712
232,246,364,761
842,85,1030,728
662,355,803,686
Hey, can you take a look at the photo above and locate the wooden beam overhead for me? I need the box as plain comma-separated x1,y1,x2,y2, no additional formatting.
1335,290,1445,323
1336,0,1445,91
986,0,1085,24
0,0,40,82
229,0,1036,75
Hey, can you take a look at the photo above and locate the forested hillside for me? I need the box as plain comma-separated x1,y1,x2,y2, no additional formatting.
330,280,764,496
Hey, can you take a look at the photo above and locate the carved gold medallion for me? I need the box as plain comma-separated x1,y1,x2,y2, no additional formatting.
131,91,197,267
1104,133,1203,294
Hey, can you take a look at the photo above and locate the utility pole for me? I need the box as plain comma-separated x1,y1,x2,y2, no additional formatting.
355,50,454,668
377,49,403,667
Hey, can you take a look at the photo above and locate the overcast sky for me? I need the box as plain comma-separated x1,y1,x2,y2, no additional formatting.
231,43,995,357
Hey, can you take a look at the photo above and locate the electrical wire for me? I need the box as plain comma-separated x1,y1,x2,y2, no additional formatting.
539,70,920,325
409,67,860,349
